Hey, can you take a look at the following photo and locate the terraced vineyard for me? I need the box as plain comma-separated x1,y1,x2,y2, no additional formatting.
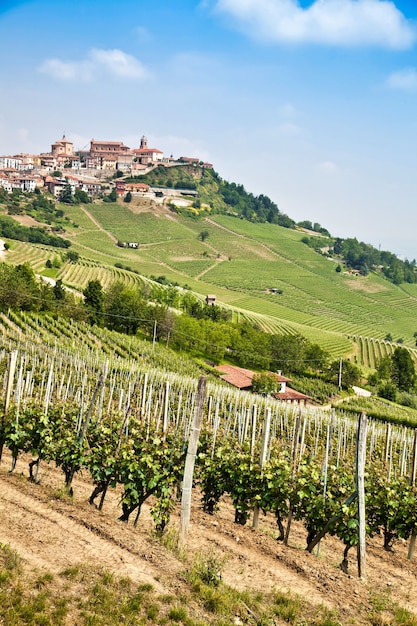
348,335,417,370
4,199,417,367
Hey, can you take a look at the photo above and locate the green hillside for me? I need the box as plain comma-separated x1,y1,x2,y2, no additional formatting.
3,177,417,367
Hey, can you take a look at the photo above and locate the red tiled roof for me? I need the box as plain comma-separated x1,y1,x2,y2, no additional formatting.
91,141,128,146
274,387,311,401
215,364,293,390
215,364,255,389
132,148,163,154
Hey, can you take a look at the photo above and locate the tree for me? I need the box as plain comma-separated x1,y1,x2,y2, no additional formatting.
252,371,278,395
378,382,397,402
103,189,117,203
74,189,90,204
391,347,416,392
53,279,65,301
104,282,146,334
328,359,361,389
375,356,392,381
124,191,132,203
66,250,79,263
198,230,209,242
58,182,74,204
83,279,104,326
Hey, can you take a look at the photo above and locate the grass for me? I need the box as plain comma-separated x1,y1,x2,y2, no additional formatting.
334,395,417,427
6,203,417,366
0,538,316,626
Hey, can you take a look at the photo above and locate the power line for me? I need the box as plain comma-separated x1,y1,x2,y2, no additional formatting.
0,284,331,365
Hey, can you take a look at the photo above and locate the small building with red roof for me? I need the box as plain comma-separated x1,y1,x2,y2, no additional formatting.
215,364,311,404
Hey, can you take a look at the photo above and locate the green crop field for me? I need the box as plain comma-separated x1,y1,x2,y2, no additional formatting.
5,200,417,367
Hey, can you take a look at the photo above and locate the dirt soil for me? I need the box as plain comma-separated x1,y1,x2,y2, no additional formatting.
1,450,417,625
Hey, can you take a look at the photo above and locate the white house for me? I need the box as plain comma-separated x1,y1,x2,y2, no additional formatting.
0,156,23,169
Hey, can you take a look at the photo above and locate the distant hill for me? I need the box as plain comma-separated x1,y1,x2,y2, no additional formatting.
2,166,417,368
128,165,417,285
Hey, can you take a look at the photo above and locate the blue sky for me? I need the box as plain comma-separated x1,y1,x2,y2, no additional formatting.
1,0,417,259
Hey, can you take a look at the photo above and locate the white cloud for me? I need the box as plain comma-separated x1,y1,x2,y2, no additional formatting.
134,26,153,43
89,49,148,79
38,48,149,82
212,0,416,49
317,160,339,173
386,67,417,91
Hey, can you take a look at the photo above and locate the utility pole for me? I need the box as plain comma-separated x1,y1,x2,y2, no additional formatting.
338,357,343,389
152,320,157,350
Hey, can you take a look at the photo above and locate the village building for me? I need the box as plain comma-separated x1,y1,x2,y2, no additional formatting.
115,180,126,196
179,156,200,165
90,139,130,158
14,154,42,168
11,176,37,192
40,153,57,169
125,182,150,194
0,172,12,193
44,175,70,197
116,153,135,171
132,135,164,165
51,135,74,158
215,364,311,404
0,156,23,169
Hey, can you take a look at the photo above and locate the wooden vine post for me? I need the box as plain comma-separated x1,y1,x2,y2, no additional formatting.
180,376,207,544
356,412,367,580
284,409,302,545
253,408,271,529
0,350,18,463
407,429,417,560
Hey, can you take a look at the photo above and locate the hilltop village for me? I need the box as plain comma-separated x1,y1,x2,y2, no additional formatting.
0,134,213,199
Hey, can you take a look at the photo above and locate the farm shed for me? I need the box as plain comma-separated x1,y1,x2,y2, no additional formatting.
215,364,311,404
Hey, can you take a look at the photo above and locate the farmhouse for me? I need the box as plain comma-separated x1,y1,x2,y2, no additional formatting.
125,182,150,194
215,364,311,404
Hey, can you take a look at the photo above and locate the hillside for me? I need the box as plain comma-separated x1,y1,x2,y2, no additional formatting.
1,312,417,625
2,449,417,626
3,190,417,369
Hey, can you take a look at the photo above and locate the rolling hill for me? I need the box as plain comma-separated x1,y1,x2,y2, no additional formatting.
2,173,417,368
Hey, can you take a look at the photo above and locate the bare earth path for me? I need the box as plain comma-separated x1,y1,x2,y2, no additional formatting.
1,450,417,625
79,206,118,244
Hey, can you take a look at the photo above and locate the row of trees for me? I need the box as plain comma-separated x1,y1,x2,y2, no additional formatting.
217,178,295,227
0,215,71,248
334,238,417,284
82,278,332,376
0,262,85,317
0,262,361,398
12,261,417,405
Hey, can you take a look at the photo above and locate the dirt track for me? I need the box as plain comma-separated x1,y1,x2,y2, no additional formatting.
1,450,417,625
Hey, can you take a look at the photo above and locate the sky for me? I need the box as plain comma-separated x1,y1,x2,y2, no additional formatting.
1,0,417,259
